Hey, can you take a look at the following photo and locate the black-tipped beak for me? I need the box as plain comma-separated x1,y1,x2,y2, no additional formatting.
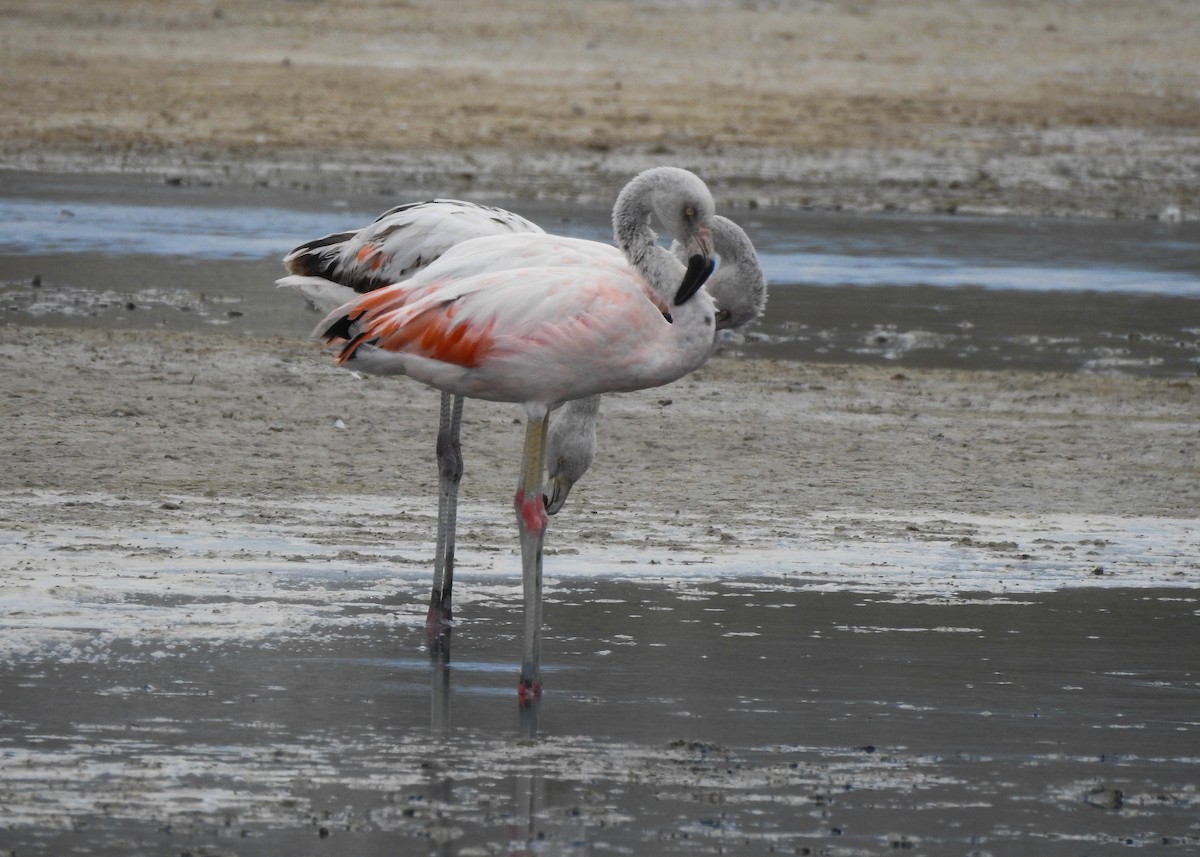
673,226,716,306
675,254,716,305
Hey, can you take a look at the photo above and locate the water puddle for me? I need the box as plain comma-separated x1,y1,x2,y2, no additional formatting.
2,526,1198,854
2,170,1198,376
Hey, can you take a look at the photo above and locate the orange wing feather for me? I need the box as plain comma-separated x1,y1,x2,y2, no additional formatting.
335,298,496,368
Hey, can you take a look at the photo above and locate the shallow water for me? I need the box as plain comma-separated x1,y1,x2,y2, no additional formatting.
2,491,1198,855
2,169,1198,376
2,567,1197,855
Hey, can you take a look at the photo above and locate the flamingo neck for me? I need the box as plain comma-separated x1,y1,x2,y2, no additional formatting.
613,175,673,295
617,217,679,306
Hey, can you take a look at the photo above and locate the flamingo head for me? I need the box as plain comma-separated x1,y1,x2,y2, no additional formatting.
614,166,718,305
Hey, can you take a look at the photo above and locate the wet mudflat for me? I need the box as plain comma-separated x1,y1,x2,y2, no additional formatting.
1,171,1198,854
2,557,1197,856
2,169,1198,378
4,1,1200,849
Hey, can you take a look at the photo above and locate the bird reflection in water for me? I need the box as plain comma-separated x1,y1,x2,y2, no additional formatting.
423,631,544,853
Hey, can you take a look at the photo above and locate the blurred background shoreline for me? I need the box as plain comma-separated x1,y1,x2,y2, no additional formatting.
2,0,1198,221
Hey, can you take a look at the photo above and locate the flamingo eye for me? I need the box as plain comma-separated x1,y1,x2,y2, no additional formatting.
684,206,696,219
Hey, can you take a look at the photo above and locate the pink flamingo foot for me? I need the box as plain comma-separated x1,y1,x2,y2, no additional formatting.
518,678,542,705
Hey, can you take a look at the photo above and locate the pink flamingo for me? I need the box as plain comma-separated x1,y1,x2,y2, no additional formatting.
279,202,768,682
304,166,719,698
281,206,767,596
280,199,544,640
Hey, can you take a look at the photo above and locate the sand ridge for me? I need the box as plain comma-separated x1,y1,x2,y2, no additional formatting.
2,0,1198,217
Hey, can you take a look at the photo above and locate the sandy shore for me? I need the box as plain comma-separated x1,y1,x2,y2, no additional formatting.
3,326,1196,566
1,0,1197,593
3,0,1199,218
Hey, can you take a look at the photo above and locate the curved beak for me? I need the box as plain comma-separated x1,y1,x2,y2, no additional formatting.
542,472,575,515
674,225,715,306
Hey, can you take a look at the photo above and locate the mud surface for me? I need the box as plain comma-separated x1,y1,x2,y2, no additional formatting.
3,324,1198,519
2,169,1198,378
1,320,1197,852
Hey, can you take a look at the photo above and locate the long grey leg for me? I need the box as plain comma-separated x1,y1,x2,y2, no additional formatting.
515,410,550,702
428,391,464,639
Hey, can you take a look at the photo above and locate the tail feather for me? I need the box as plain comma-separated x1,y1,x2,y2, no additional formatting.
282,230,358,279
275,275,358,314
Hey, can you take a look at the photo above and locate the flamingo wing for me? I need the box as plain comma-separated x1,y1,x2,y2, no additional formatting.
314,232,642,353
321,264,673,403
283,199,545,292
